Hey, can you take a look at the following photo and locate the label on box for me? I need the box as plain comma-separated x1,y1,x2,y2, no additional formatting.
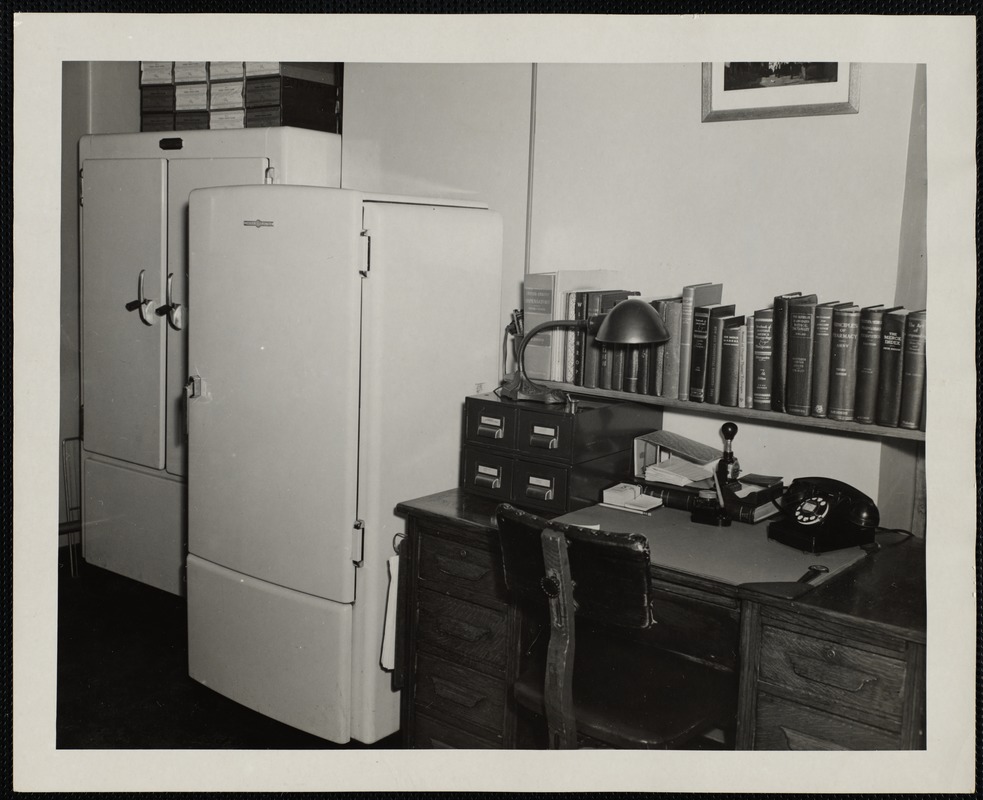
140,61,173,85
244,107,281,128
174,61,208,83
245,61,280,76
175,83,208,111
209,109,245,129
245,76,283,107
209,80,244,110
209,61,243,80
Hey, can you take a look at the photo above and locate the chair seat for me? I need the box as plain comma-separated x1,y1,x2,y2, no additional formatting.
513,626,736,749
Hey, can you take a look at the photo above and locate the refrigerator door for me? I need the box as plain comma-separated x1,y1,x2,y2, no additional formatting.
349,200,503,743
81,158,167,469
187,185,363,602
163,157,271,478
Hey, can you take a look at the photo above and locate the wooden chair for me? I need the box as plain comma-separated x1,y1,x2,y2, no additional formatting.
496,503,736,749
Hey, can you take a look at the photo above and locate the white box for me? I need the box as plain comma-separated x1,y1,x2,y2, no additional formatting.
209,80,244,110
175,83,209,111
174,61,208,83
209,61,244,81
209,109,245,130
140,61,173,85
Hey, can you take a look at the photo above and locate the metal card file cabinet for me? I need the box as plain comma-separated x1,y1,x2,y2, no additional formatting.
461,393,664,514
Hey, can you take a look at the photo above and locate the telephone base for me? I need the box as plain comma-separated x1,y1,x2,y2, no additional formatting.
767,522,875,554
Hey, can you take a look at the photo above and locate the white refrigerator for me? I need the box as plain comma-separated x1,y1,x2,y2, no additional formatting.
185,184,503,743
78,128,342,596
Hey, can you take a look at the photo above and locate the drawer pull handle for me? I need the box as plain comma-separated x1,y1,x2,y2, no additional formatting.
474,472,502,490
525,485,554,501
789,654,879,693
529,432,558,449
431,676,483,708
779,726,850,751
435,554,489,582
435,617,491,643
476,422,504,439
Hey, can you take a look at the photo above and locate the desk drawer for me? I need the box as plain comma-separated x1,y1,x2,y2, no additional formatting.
415,652,506,737
515,408,574,462
418,532,501,600
462,447,514,502
758,625,906,727
512,459,569,514
417,589,508,669
414,712,500,749
754,693,898,750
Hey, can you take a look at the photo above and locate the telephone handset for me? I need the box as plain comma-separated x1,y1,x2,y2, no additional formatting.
767,477,879,553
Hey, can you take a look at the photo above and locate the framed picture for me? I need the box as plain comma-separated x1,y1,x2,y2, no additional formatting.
702,62,861,122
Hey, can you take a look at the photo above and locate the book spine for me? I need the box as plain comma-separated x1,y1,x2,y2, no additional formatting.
612,346,627,391
743,317,754,408
563,291,578,384
854,307,886,424
810,305,836,417
637,343,652,395
751,309,774,411
571,291,587,386
623,345,640,393
650,300,669,395
898,311,926,429
875,312,907,426
660,300,682,398
771,296,792,412
707,316,725,404
640,484,763,524
828,308,861,421
521,274,555,380
719,322,743,407
677,289,698,400
785,303,817,416
688,307,712,402
581,292,604,389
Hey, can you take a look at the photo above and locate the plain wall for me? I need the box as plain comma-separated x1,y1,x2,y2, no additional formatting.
341,63,533,353
527,63,919,510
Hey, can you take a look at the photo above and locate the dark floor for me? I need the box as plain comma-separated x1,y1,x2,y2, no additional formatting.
56,549,401,749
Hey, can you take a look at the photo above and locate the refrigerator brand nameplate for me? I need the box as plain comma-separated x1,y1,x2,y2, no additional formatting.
243,219,274,228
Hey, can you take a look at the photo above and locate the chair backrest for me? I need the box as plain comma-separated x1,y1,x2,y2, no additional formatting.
495,503,654,628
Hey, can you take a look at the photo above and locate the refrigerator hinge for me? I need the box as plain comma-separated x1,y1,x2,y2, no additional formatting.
352,520,365,566
359,230,370,277
265,166,276,184
78,168,84,207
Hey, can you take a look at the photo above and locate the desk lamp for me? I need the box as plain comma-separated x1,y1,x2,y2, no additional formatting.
500,298,671,404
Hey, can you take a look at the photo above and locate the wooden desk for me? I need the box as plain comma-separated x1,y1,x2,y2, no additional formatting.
394,488,925,750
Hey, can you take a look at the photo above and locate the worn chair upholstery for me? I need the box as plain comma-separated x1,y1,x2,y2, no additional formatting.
496,503,736,749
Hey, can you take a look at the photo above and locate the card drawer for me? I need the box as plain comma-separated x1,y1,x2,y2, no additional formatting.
462,447,514,502
511,459,569,514
515,408,574,462
415,652,506,737
418,532,501,599
465,397,517,451
416,589,508,669
754,693,899,750
758,625,907,726
413,712,500,749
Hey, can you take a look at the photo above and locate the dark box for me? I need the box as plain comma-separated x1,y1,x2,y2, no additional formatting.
140,112,174,132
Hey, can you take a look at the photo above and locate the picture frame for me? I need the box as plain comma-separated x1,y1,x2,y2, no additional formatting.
702,62,861,122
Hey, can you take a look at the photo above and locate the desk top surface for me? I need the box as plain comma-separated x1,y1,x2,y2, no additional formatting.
396,488,925,639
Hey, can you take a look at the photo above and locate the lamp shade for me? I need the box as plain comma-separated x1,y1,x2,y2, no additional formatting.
594,298,671,344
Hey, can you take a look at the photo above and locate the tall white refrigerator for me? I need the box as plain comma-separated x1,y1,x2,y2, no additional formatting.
79,128,342,596
186,184,503,743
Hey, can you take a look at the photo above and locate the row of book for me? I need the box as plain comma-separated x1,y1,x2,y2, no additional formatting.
521,272,926,430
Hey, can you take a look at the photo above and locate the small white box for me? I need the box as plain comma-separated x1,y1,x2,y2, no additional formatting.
175,83,209,111
208,61,244,81
140,61,173,85
208,80,244,110
209,109,245,130
174,61,208,83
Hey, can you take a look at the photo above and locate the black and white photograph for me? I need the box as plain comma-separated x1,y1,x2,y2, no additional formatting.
10,13,977,795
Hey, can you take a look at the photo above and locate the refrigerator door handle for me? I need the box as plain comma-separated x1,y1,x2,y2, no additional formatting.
184,375,206,436
156,273,184,330
125,269,158,326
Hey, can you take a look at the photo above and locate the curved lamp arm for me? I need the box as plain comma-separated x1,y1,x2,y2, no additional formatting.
500,318,596,404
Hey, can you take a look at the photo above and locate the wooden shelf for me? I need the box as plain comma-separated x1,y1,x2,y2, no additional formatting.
540,382,926,443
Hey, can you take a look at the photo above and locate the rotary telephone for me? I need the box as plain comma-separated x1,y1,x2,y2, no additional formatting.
767,477,880,553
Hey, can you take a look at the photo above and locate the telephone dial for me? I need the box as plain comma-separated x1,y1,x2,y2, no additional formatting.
768,477,879,553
